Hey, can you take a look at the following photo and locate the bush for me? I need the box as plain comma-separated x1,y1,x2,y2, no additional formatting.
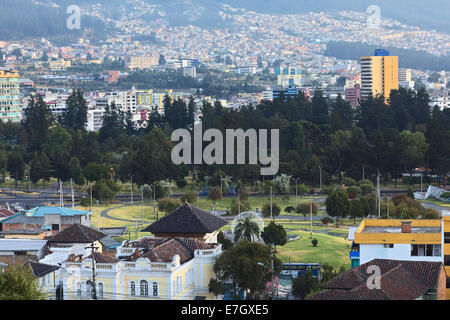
262,201,281,218
230,199,250,215
79,197,91,208
343,177,356,186
157,198,181,214
346,186,362,199
321,217,334,225
180,190,197,204
440,192,450,199
296,202,318,219
311,239,318,247
359,183,374,195
176,178,188,189
357,179,374,187
285,206,295,213
422,208,440,219
321,186,334,195
239,188,249,201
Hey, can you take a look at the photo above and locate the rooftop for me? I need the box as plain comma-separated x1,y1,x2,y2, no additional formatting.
308,259,444,300
0,239,47,251
361,226,441,234
142,203,228,235
26,207,91,217
48,224,105,244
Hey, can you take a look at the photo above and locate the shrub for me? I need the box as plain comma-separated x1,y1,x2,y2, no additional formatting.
230,199,250,215
311,239,318,247
346,186,362,198
157,198,181,214
285,206,295,213
357,179,374,187
440,192,450,199
360,184,374,195
79,197,91,208
321,186,334,195
343,177,356,186
321,216,334,225
180,191,197,204
296,202,318,219
176,178,188,189
422,208,440,219
262,201,281,218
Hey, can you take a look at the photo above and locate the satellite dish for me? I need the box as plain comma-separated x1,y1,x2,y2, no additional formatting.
231,211,264,243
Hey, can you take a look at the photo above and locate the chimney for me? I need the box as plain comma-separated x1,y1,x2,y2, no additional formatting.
401,221,412,233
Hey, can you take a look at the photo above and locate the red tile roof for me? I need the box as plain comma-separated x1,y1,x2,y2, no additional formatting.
309,259,444,300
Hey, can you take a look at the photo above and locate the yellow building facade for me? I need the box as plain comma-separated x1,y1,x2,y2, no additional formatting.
360,54,398,102
60,238,221,300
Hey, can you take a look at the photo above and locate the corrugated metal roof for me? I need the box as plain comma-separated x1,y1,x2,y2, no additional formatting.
27,207,91,217
0,239,47,251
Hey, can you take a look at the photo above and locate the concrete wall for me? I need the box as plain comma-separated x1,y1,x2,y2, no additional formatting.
360,243,443,265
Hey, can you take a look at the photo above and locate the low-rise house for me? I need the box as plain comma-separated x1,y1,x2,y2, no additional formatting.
308,259,447,300
28,261,61,300
142,203,228,243
1,207,92,237
1,228,50,239
0,239,48,266
47,224,106,254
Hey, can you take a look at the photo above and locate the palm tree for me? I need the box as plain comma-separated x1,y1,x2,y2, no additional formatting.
233,216,260,243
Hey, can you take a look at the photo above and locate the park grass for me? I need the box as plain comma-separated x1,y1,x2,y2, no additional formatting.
105,204,160,223
197,196,324,213
276,230,352,270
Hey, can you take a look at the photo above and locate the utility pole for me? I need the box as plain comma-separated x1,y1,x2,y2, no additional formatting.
90,241,97,300
270,186,273,222
310,199,313,239
421,174,423,193
96,200,100,231
59,180,64,207
270,244,275,300
141,188,144,228
90,183,93,211
377,170,381,219
362,165,365,181
387,196,390,219
71,178,74,209
319,166,322,192
130,175,134,205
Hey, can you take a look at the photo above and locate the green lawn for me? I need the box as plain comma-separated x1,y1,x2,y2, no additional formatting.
276,230,352,270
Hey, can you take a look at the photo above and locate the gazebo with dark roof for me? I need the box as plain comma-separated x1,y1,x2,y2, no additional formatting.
142,203,228,243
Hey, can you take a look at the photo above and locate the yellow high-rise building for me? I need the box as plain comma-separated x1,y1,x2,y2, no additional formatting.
360,50,398,103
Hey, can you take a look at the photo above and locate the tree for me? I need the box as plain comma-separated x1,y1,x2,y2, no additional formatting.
7,150,25,186
208,186,222,203
157,198,180,215
273,174,291,195
325,189,350,228
230,199,249,216
61,89,88,131
217,231,233,250
262,201,281,218
180,190,197,204
0,265,45,300
209,241,282,299
349,199,364,224
407,187,415,199
291,270,320,300
92,180,118,203
159,54,166,66
23,94,54,153
296,202,318,220
260,222,287,252
233,216,261,243
83,163,108,182
42,125,73,181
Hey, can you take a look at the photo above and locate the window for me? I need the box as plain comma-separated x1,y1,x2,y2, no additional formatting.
152,282,158,297
130,281,136,296
445,233,450,244
140,280,148,296
76,282,81,297
412,244,441,257
86,281,94,299
384,244,394,248
52,224,60,231
445,256,450,266
98,283,104,299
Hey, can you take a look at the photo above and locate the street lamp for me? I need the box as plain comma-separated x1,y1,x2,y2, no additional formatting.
292,178,301,213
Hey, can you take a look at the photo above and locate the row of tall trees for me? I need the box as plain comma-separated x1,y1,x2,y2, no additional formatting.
0,86,448,194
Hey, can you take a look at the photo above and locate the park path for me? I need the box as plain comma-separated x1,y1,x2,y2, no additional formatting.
100,203,157,226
